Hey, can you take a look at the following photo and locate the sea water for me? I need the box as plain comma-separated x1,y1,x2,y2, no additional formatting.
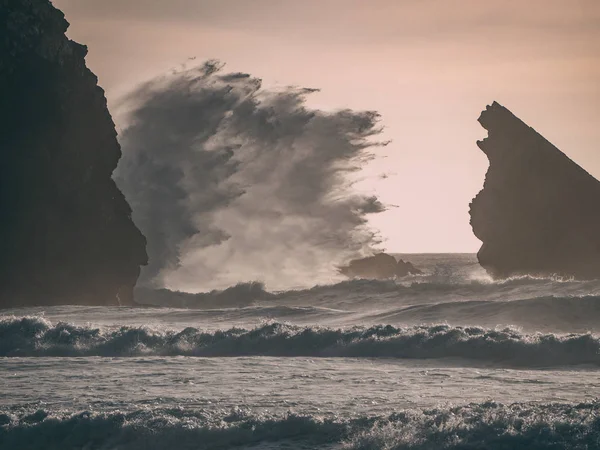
1,254,599,449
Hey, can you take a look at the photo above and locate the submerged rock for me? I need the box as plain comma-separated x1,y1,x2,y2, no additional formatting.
339,253,422,280
470,101,600,280
0,0,147,305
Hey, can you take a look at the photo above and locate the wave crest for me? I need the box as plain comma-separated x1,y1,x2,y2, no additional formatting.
2,316,600,366
1,401,599,450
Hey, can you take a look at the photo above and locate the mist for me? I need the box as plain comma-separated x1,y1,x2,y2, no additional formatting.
114,61,388,292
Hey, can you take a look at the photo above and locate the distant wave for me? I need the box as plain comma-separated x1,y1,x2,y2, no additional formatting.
134,275,600,309
368,295,600,333
135,282,272,308
292,273,600,295
1,401,599,449
2,316,600,367
135,279,405,308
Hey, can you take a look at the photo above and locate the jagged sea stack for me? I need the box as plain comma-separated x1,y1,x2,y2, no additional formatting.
0,0,147,305
470,101,600,280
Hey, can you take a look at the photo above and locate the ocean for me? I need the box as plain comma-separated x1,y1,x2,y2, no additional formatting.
1,254,600,449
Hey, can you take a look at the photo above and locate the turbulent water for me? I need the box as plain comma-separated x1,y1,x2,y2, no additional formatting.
2,254,600,449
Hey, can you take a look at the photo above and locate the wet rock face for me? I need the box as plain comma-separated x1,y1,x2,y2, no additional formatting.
339,253,422,280
0,0,147,305
470,101,600,280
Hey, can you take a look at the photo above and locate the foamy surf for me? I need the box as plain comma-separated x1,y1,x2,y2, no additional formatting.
3,255,600,450
2,317,600,367
2,401,599,450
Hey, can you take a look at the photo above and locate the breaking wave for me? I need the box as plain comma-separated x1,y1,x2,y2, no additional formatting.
126,275,600,332
2,316,600,367
134,275,600,306
1,401,599,450
135,282,273,308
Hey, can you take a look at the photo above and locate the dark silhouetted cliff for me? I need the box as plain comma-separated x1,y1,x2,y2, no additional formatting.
0,0,147,305
470,101,600,280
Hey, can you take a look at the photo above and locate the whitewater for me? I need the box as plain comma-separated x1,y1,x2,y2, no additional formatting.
2,254,600,449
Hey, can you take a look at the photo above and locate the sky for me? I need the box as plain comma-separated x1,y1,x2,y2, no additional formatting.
53,0,600,253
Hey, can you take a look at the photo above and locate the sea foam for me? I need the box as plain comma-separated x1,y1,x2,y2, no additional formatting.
1,401,599,450
2,316,599,367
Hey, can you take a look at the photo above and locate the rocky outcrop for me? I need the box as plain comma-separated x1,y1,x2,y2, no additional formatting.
470,101,600,280
396,259,423,277
339,253,422,280
0,0,147,305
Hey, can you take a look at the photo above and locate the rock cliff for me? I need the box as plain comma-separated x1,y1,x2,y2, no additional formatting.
470,101,600,280
0,0,147,305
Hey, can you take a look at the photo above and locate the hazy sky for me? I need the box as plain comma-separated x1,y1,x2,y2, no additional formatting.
54,0,600,252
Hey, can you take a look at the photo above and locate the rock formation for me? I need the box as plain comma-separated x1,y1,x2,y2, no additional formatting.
470,101,600,280
0,0,147,306
339,253,422,280
396,259,423,277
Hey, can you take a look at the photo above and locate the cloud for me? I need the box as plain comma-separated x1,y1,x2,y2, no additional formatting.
114,61,388,291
